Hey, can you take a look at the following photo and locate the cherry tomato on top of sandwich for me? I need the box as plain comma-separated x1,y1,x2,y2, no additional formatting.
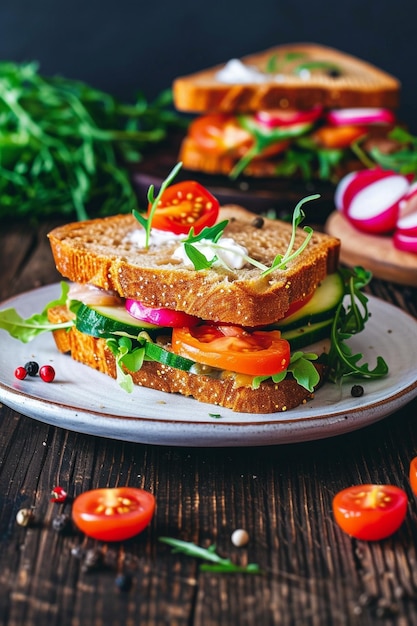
72,487,156,542
172,324,290,376
189,114,290,160
148,180,219,235
332,484,407,541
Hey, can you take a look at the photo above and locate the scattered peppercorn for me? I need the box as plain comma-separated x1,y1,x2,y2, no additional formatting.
14,366,27,380
25,361,39,376
115,573,133,592
82,548,103,573
39,365,55,383
50,486,68,503
52,513,72,534
231,528,250,547
251,216,264,229
16,508,35,527
351,384,364,398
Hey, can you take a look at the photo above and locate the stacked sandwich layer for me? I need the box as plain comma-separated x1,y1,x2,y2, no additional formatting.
46,206,341,413
173,43,401,181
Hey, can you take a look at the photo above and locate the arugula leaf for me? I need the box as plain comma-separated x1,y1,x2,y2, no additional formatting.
0,62,185,221
159,537,262,574
326,267,389,381
132,161,183,248
0,282,72,342
252,352,320,392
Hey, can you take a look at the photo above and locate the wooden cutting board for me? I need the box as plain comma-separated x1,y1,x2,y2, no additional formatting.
325,211,417,286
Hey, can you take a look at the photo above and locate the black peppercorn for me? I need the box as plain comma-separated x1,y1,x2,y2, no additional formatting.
52,513,72,534
251,216,264,229
115,573,133,592
25,361,39,376
351,384,364,398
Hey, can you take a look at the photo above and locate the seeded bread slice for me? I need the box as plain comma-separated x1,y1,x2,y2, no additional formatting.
48,205,340,326
48,305,327,414
173,43,400,113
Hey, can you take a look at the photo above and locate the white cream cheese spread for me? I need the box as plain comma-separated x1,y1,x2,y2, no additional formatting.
173,237,248,270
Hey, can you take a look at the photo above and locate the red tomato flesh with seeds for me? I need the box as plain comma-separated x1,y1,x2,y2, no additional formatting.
72,487,155,541
409,457,417,496
148,180,219,235
332,484,407,541
172,324,290,376
189,113,291,159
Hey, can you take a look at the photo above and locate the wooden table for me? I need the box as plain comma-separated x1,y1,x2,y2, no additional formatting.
1,216,417,626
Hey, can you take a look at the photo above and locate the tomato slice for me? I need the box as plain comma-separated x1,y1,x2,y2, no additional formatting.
72,487,156,541
189,114,291,160
312,124,368,149
189,114,253,156
409,457,417,496
148,180,219,235
332,484,407,541
172,324,290,376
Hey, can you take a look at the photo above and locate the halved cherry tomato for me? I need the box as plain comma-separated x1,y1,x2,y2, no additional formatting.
148,180,219,235
409,457,417,496
332,484,407,541
189,114,252,156
189,114,291,160
72,487,156,542
172,324,290,376
312,124,368,149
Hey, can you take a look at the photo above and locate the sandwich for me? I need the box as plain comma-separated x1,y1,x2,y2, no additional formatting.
0,164,388,414
172,43,402,182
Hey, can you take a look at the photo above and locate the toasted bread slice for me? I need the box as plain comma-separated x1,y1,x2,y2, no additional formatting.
173,43,400,113
48,206,340,327
48,305,327,414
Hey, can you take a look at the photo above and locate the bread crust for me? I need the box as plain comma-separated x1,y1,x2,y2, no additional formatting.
173,43,400,113
48,206,340,326
48,308,327,414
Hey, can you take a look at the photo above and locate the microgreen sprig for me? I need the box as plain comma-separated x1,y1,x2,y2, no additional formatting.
182,195,318,275
327,266,389,381
159,537,262,574
132,161,183,249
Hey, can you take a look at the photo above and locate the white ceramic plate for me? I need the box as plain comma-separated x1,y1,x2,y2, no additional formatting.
1,284,417,447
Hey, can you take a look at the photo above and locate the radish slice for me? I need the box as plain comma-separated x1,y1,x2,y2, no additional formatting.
344,173,410,234
393,231,417,254
334,171,360,211
327,108,396,126
255,106,323,128
335,168,395,214
125,299,200,327
397,182,417,236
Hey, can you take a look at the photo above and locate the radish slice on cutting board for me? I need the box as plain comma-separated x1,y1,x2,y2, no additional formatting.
327,108,396,126
397,182,417,236
393,231,417,254
346,174,410,234
335,168,398,215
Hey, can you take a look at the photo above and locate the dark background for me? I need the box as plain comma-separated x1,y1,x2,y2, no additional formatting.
0,0,415,129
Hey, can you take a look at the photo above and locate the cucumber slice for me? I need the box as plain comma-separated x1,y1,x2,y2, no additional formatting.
282,319,332,350
274,272,344,331
75,303,160,338
144,341,195,371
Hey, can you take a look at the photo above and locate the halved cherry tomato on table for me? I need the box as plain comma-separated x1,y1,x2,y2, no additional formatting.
189,114,291,160
409,457,417,496
148,180,219,235
312,124,368,149
72,487,156,542
332,484,407,541
172,324,290,376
